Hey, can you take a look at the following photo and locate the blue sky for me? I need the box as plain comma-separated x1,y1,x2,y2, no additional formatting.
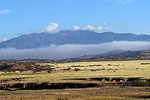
0,0,150,40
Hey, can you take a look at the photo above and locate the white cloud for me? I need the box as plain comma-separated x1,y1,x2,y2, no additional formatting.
0,9,11,14
41,23,59,33
0,37,9,42
72,22,112,32
0,41,150,60
109,0,134,4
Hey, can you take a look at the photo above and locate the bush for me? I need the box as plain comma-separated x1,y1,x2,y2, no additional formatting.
63,67,71,71
131,80,149,87
74,68,80,71
108,64,112,66
57,98,69,100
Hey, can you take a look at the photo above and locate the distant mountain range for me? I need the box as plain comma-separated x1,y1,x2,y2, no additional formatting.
0,30,150,49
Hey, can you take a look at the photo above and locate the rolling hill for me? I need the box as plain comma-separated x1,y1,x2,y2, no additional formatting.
66,50,150,61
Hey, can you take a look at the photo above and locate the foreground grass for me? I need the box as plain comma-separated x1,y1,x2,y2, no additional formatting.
0,60,150,100
0,87,150,100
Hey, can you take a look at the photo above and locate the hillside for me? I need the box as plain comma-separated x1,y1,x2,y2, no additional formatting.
0,63,52,72
66,50,150,61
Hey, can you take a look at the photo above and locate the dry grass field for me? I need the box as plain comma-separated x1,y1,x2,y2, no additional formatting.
0,60,150,100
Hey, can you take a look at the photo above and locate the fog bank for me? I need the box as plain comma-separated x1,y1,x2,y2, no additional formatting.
0,41,150,60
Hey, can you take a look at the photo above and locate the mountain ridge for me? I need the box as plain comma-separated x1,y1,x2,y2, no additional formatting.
0,30,150,49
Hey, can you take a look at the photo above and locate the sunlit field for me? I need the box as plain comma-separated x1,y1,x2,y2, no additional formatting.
1,60,150,83
0,60,150,100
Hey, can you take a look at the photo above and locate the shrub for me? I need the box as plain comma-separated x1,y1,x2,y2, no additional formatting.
74,68,80,71
63,67,71,71
108,64,112,66
131,80,149,87
57,98,69,100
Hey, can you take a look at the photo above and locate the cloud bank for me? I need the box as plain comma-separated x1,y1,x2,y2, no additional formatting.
39,22,112,33
0,41,150,60
73,22,112,32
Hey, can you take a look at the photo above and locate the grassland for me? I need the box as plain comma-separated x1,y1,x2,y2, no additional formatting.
0,60,150,100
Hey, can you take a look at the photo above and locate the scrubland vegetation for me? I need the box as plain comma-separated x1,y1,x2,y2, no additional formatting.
0,60,150,100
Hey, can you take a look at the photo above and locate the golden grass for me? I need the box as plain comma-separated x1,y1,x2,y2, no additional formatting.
0,60,150,100
0,60,150,84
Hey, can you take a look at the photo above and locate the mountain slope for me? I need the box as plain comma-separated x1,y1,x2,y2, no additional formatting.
0,30,150,49
99,50,138,56
69,50,150,61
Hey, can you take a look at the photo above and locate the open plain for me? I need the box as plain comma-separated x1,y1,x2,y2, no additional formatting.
0,60,150,100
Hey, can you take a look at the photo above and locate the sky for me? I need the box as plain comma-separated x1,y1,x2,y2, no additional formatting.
0,0,150,41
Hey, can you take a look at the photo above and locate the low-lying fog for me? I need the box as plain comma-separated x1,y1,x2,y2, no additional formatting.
0,41,150,60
